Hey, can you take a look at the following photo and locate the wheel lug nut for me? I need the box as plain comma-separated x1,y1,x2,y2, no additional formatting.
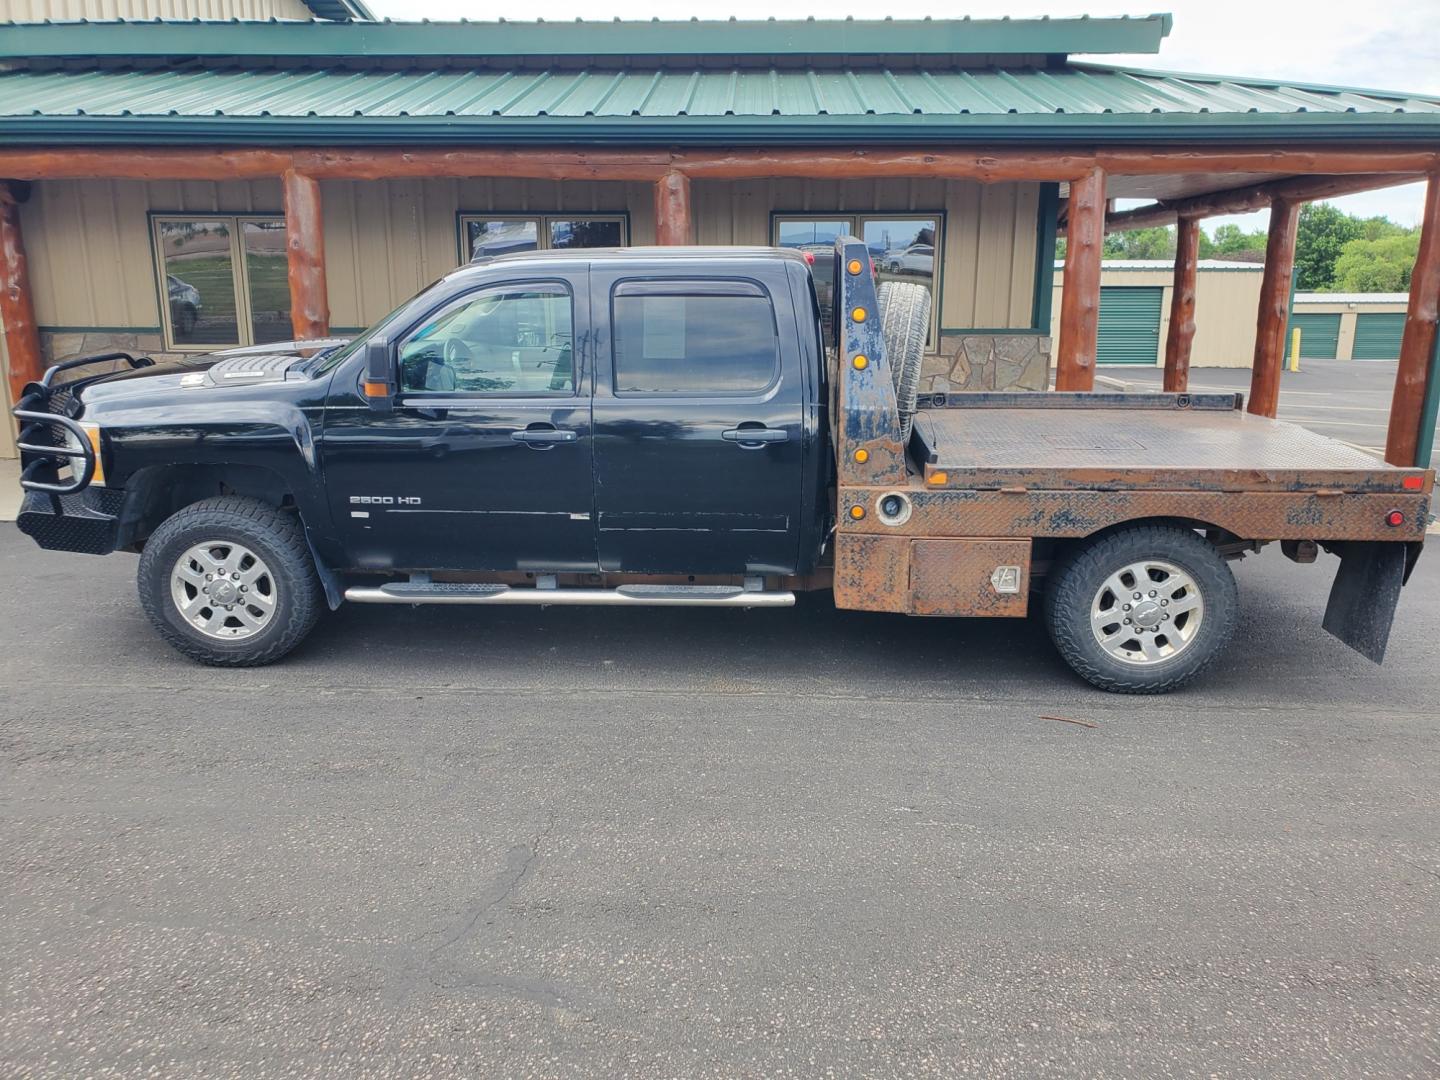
1160,599,1168,606
205,574,212,581
1123,603,1132,611
1133,592,1141,600
1149,590,1157,597
1124,617,1132,624
1162,614,1170,621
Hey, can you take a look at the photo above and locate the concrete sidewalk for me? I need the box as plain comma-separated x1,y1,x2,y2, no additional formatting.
0,459,18,521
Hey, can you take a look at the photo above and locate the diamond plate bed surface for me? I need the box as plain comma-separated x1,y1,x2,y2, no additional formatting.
914,407,1387,473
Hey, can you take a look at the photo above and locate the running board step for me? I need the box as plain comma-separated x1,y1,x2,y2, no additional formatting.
344,582,796,608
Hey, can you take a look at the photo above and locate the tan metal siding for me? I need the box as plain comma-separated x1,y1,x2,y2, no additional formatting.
1051,267,1265,369
319,178,649,329
18,176,1038,342
21,179,282,329
0,328,14,458
3,0,314,21
695,178,1039,330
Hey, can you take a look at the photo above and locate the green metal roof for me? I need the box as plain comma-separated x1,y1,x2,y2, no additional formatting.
0,15,1170,61
1,60,1437,146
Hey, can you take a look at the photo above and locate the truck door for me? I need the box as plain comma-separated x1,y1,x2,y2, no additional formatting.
320,272,596,572
591,266,806,575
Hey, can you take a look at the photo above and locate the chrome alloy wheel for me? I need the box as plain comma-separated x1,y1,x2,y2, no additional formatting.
170,540,278,640
1090,559,1205,666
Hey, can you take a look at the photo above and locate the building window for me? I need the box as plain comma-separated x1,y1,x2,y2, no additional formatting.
773,214,941,348
459,214,628,263
152,216,290,350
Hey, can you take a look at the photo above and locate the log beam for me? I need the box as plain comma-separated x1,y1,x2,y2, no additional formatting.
1247,197,1301,419
0,146,1436,185
0,181,43,404
1163,215,1201,393
1385,170,1440,467
1055,166,1106,392
654,169,692,245
282,169,329,341
1105,172,1418,233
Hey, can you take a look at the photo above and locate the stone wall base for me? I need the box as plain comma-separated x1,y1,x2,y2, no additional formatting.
920,333,1051,393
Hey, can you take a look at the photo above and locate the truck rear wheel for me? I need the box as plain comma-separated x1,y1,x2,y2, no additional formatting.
137,496,323,667
1044,524,1237,694
876,280,929,443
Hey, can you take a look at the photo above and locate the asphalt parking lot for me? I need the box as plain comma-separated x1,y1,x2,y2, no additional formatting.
1104,357,1440,470
3,525,1439,1077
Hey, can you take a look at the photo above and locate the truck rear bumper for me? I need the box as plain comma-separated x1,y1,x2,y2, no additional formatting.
16,488,125,555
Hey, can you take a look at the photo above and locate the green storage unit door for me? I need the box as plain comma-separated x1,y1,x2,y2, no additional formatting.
1287,313,1341,359
1351,312,1407,360
1096,286,1163,364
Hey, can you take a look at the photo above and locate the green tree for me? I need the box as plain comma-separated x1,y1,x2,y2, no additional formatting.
1101,226,1177,260
1331,232,1420,292
1208,222,1268,260
1294,202,1362,291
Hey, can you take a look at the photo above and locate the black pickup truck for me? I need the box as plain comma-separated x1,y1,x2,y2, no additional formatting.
13,240,1433,692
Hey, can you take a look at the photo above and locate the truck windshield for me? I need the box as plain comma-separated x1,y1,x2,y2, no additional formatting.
307,286,430,375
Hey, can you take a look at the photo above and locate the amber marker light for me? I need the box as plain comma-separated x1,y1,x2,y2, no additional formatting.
853,448,870,463
849,505,866,520
852,307,867,323
847,258,864,275
852,354,869,370
362,381,390,398
928,471,949,485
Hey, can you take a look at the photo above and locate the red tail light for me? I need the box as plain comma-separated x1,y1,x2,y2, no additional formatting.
1386,510,1405,527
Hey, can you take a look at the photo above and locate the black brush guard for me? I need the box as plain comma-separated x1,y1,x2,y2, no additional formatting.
13,352,152,497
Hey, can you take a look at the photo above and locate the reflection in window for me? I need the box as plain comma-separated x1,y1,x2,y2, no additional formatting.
773,214,940,348
460,214,627,263
157,219,239,346
466,219,540,260
550,218,624,249
154,215,291,350
398,286,574,395
613,289,779,394
241,220,290,345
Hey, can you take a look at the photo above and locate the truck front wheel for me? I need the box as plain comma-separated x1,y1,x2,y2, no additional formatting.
1044,524,1238,693
137,496,324,667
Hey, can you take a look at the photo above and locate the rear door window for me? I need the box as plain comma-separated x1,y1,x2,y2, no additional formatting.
611,281,779,394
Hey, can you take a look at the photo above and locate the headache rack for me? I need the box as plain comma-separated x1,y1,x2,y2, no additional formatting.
13,352,153,496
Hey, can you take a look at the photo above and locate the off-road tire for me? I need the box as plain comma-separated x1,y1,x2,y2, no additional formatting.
877,280,930,443
137,496,323,667
1044,524,1238,694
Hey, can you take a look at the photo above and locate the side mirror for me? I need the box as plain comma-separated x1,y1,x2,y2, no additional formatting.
361,337,394,413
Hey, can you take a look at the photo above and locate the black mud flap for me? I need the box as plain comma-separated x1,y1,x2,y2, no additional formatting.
1322,542,1409,663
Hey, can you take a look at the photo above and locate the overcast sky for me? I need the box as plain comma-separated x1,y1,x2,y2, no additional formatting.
364,0,1440,232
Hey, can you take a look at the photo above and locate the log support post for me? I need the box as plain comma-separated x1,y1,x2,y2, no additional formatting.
1163,214,1201,392
282,169,329,341
1247,196,1301,418
1056,166,1106,391
1385,170,1440,467
654,169,692,246
0,181,43,405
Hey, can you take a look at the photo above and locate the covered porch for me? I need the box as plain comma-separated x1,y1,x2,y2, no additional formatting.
0,14,1437,468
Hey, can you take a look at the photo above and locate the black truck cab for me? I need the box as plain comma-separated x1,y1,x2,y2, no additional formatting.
319,247,829,577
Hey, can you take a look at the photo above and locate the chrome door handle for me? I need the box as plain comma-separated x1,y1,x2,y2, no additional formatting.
511,428,577,445
722,427,789,445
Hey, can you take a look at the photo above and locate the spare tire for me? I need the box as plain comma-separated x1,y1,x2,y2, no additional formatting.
876,280,930,443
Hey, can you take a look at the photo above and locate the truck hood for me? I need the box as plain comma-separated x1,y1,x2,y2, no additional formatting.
67,337,351,403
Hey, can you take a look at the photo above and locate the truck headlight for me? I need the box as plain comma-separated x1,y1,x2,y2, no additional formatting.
68,422,105,486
